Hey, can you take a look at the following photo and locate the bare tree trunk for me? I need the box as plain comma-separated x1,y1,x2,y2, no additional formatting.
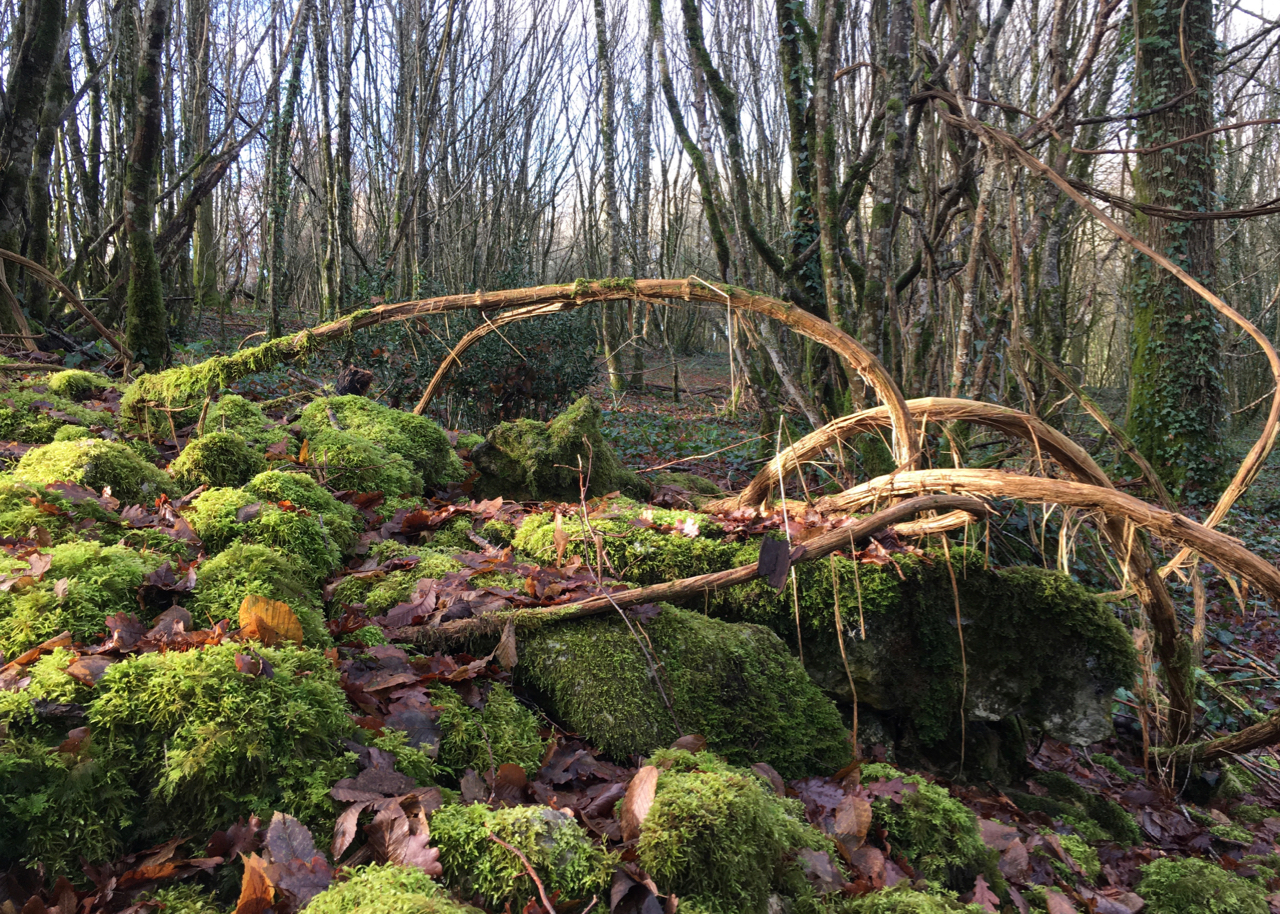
593,0,624,390
187,0,219,330
124,0,173,370
25,51,71,324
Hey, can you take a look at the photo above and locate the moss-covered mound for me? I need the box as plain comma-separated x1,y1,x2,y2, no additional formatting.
0,478,124,544
170,431,267,491
243,469,360,551
0,542,164,659
52,425,95,442
307,863,481,914
432,683,546,776
300,396,461,486
431,803,614,909
13,439,176,505
326,549,463,614
200,394,290,449
0,387,110,444
191,543,329,645
1136,857,1269,914
859,764,1001,894
87,643,355,844
472,396,649,501
637,749,831,914
836,886,989,913
0,647,91,734
307,428,424,497
1004,770,1140,845
46,369,113,402
184,486,344,578
519,606,849,778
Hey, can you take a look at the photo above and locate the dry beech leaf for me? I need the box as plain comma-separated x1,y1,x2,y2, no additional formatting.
670,734,707,753
235,853,275,914
496,621,518,671
239,594,303,645
620,765,661,843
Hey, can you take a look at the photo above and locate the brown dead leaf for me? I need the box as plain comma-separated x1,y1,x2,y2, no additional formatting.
235,853,274,914
496,621,518,671
832,794,873,857
669,734,707,753
962,874,1001,912
239,594,303,645
1043,889,1077,914
620,766,661,843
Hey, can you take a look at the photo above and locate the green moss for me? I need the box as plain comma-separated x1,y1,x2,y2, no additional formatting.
1091,753,1135,781
455,432,484,451
200,394,289,449
0,648,91,733
835,886,988,913
327,550,462,615
307,863,479,914
53,425,95,441
1214,763,1259,801
472,396,649,501
13,439,175,505
0,387,111,443
0,478,124,544
1027,771,1141,846
87,642,355,841
307,428,423,497
1210,823,1254,844
519,606,850,778
1136,857,1269,914
191,543,329,645
513,501,733,584
860,764,1001,894
637,749,830,914
651,470,724,497
431,683,545,776
370,729,444,785
170,431,268,491
243,469,360,552
431,803,613,909
140,884,226,914
46,370,113,402
0,542,163,659
185,486,344,579
1233,803,1274,824
1055,832,1101,881
300,396,457,486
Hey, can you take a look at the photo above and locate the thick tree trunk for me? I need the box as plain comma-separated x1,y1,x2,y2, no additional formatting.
124,0,173,370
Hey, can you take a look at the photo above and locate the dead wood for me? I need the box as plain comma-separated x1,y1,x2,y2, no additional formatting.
402,494,987,647
0,248,131,359
1154,709,1280,764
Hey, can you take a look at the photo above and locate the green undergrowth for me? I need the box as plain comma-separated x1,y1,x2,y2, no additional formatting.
169,431,267,491
859,763,1003,895
307,863,481,914
431,683,545,777
300,396,462,486
14,439,176,505
243,470,360,551
0,387,111,444
518,605,850,778
1136,857,1269,914
638,749,832,914
834,886,990,913
191,543,329,645
139,884,226,914
0,541,164,659
0,479,124,544
1005,771,1141,846
431,803,614,909
0,648,91,735
46,370,114,402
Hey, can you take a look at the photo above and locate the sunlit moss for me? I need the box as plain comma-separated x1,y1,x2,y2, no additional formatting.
46,370,114,402
307,863,480,914
191,542,330,645
169,431,267,491
13,439,175,505
431,683,545,777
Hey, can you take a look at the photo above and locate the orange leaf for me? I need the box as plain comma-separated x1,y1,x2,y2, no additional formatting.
620,765,660,842
298,439,311,463
235,853,274,914
239,594,304,645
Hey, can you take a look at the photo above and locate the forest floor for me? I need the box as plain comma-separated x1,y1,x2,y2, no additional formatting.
1,334,1279,914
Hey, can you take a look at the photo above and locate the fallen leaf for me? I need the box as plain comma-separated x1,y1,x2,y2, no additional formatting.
795,848,844,895
496,621,518,671
1044,889,1077,914
239,594,303,645
235,853,274,914
962,874,1001,912
620,766,661,842
669,734,707,753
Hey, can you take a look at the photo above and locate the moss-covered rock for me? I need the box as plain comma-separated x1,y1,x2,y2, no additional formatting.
0,542,164,659
1136,857,1269,914
191,543,329,645
307,863,480,914
0,387,111,444
836,886,989,913
472,397,649,501
0,647,91,734
169,431,267,491
431,803,613,909
13,439,176,505
859,764,1001,894
519,606,849,778
637,750,830,914
432,683,545,776
300,396,460,486
243,469,360,552
307,428,424,497
87,642,355,844
200,394,289,449
184,486,344,579
0,478,122,544
46,370,113,402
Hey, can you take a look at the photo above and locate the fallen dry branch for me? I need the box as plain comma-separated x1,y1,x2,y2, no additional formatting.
0,248,131,359
1154,710,1280,764
403,494,988,646
817,470,1280,605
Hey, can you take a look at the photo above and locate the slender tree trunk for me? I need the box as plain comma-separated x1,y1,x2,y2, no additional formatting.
335,0,355,312
593,0,625,390
124,0,174,370
25,52,72,324
187,0,219,330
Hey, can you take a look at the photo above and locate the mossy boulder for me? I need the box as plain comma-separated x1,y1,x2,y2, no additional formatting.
46,369,113,402
1136,857,1269,914
431,803,614,909
307,428,424,497
169,431,267,491
191,543,329,645
307,863,481,914
1004,771,1140,846
859,764,1002,894
472,396,649,501
0,478,123,544
431,683,546,776
0,542,164,659
519,606,850,778
637,750,831,914
13,439,176,505
300,396,460,486
0,387,110,444
715,546,1138,748
184,486,345,579
87,642,355,845
200,394,289,449
243,469,360,552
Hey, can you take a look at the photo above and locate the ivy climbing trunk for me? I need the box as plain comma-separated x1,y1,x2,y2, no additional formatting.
124,0,173,370
1125,0,1224,493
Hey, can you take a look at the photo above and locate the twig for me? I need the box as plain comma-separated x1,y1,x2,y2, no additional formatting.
487,832,557,914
